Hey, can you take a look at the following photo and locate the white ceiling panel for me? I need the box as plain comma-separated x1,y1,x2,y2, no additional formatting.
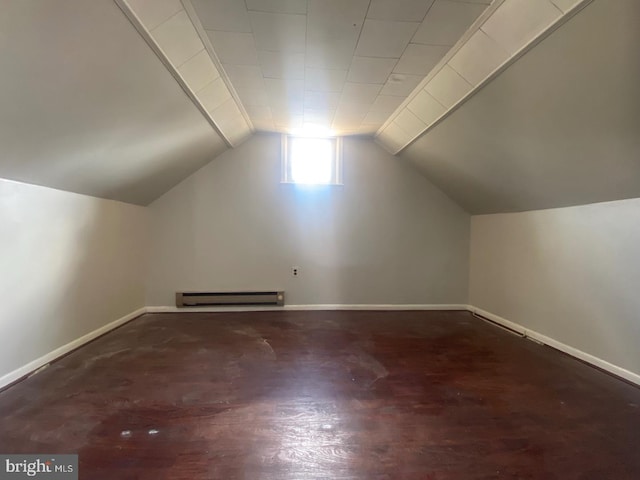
406,89,446,125
364,110,392,124
356,20,420,58
367,0,436,22
245,0,308,15
448,30,508,85
425,64,472,108
481,0,562,55
206,31,258,65
380,73,423,96
191,0,252,32
126,0,183,31
393,44,449,75
412,0,487,46
249,11,306,53
305,40,358,70
370,95,405,113
198,77,232,112
347,56,397,84
245,105,274,122
151,10,204,67
305,68,347,92
178,49,220,93
304,91,341,111
222,65,265,92
340,83,382,104
378,122,412,151
394,108,427,138
264,77,305,106
258,51,305,79
186,0,493,134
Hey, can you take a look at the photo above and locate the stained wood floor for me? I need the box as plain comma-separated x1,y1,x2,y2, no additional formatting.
0,311,639,479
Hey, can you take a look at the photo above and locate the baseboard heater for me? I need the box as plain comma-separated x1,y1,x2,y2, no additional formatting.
176,291,285,307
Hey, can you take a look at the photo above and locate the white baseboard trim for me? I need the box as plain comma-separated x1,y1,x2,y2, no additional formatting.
145,304,469,313
0,307,146,390
468,305,640,386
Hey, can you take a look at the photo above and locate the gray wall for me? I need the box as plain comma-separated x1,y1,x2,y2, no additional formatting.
470,198,640,375
0,178,148,382
147,133,470,306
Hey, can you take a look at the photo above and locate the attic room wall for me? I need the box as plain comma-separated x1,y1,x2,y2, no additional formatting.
146,133,470,307
0,178,148,385
469,198,640,378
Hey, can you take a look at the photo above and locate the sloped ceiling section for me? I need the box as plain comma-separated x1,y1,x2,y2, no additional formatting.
401,0,640,214
0,0,228,205
120,0,253,146
188,0,491,136
376,0,587,153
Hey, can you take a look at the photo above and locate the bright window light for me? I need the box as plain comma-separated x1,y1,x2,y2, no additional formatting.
282,135,342,185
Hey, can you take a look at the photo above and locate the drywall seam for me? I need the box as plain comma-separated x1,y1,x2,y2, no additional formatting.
0,307,147,391
468,305,640,386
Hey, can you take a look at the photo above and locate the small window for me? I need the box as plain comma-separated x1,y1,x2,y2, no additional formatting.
281,135,342,185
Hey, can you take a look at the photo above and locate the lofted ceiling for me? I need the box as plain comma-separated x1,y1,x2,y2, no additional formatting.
1,0,638,213
0,0,228,205
401,0,640,214
129,0,492,136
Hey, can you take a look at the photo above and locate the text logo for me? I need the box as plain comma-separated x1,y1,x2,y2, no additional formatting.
0,455,77,479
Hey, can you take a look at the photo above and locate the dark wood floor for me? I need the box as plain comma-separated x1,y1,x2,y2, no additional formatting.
0,311,639,479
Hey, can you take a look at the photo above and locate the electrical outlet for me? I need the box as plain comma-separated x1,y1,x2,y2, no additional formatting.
292,266,300,277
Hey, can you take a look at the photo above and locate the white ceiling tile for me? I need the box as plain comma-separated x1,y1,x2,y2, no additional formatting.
191,0,252,32
406,89,446,125
213,98,249,136
151,11,204,67
235,86,270,106
335,102,371,116
178,49,220,93
356,20,420,58
258,51,305,79
380,73,423,96
306,40,358,70
448,30,508,85
549,0,581,13
305,68,347,92
222,65,265,92
393,44,449,75
307,0,369,32
394,108,427,138
364,110,391,124
206,31,258,65
367,0,435,22
249,11,306,53
304,91,341,110
245,105,274,122
347,56,397,84
198,76,232,112
304,108,336,123
126,0,183,31
340,83,382,104
378,122,412,152
370,95,405,113
265,78,305,111
246,0,307,15
424,64,472,108
481,0,562,54
412,0,487,46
